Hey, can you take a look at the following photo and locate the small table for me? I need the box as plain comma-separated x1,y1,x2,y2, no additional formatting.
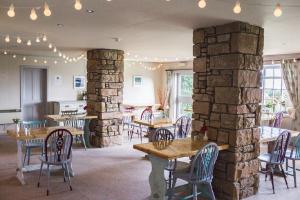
133,138,229,200
7,126,83,185
133,118,174,141
46,114,97,147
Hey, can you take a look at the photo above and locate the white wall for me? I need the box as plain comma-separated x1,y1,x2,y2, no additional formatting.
0,54,86,123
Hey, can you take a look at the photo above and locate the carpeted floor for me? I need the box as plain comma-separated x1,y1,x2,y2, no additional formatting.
0,134,300,200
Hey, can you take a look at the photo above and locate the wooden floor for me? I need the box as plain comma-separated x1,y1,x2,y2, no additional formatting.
0,133,299,200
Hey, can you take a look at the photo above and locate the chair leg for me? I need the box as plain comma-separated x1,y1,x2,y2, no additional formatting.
293,160,297,188
46,164,50,196
168,177,177,200
208,183,216,200
270,167,275,194
62,164,66,182
27,148,31,165
65,163,73,191
280,164,289,189
265,163,269,181
23,148,28,166
168,171,172,189
192,184,197,200
81,134,87,150
286,158,289,171
37,162,44,187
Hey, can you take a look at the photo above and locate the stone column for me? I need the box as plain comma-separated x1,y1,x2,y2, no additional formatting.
192,22,263,199
87,49,124,147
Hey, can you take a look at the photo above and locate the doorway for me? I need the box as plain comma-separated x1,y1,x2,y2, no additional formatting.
21,67,47,121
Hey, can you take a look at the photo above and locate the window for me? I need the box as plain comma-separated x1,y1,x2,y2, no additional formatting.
262,64,291,118
175,71,193,118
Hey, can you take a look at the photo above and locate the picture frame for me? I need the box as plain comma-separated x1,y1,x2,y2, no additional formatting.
73,75,86,90
133,75,143,87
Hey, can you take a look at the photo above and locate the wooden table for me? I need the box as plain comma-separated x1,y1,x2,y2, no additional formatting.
7,126,83,185
133,138,229,200
133,118,174,142
46,114,97,147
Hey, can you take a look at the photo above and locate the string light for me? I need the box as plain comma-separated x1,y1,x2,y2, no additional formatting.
233,1,241,14
36,37,40,43
54,60,57,64
34,59,38,63
74,0,82,10
17,37,22,44
198,0,206,8
5,35,10,43
30,8,38,20
48,43,53,49
27,40,32,46
53,47,57,52
4,50,7,55
44,2,52,17
23,56,26,61
274,3,282,17
7,4,15,17
12,54,16,58
42,35,47,42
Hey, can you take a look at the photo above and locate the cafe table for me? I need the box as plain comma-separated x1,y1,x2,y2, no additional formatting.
46,114,97,147
133,137,229,200
7,126,83,185
133,118,175,141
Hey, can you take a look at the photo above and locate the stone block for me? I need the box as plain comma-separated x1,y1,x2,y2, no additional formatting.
212,104,227,113
193,29,205,44
242,88,262,104
217,130,229,143
100,89,118,96
244,118,256,128
229,129,252,147
193,44,201,57
228,105,249,114
244,55,263,70
192,93,212,102
207,74,232,87
208,43,230,55
217,34,230,42
192,120,203,132
231,33,258,54
233,70,259,87
193,58,206,72
208,127,218,141
215,87,242,105
193,102,210,115
210,54,244,69
221,114,243,129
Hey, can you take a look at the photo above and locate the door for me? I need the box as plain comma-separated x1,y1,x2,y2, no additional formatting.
21,67,47,121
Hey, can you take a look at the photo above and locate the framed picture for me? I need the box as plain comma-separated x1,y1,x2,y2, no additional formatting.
73,75,86,90
133,75,143,87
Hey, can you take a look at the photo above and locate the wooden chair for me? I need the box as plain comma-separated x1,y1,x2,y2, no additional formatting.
21,120,47,166
37,129,73,196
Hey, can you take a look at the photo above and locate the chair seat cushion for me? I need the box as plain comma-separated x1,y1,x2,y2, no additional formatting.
165,160,190,171
258,153,272,162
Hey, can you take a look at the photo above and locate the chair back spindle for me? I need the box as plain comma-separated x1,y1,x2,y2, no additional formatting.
273,112,284,128
270,131,291,164
141,108,153,122
175,116,192,138
153,128,174,142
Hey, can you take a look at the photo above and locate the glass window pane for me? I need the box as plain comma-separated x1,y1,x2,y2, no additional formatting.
264,68,273,77
273,79,282,89
264,79,273,89
264,89,273,99
274,68,282,77
179,75,193,96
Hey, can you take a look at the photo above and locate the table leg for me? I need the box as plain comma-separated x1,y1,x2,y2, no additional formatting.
16,140,25,185
83,119,92,148
149,154,168,200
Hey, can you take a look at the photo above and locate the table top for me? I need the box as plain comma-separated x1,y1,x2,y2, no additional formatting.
7,126,84,140
133,118,174,129
133,137,229,160
259,126,299,143
46,114,97,121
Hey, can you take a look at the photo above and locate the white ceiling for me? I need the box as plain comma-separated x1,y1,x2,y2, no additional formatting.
0,0,300,61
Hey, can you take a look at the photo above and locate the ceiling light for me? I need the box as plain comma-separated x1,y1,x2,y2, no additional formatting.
42,35,47,42
274,3,282,17
44,2,52,16
44,60,47,64
59,52,62,57
48,43,53,49
34,59,38,63
74,0,82,10
7,4,15,17
36,37,40,43
5,35,10,43
198,0,206,9
16,37,22,44
54,60,57,64
233,1,241,14
4,50,7,55
27,40,32,46
23,57,26,61
86,9,94,13
13,54,16,58
53,47,57,52
30,8,38,20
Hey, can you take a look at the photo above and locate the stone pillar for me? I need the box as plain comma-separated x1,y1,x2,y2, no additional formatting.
87,49,124,147
192,22,263,199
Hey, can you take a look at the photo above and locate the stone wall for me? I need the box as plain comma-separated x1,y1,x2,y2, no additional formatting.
192,22,263,199
87,49,124,147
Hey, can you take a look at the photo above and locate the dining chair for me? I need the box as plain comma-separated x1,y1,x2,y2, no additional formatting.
21,120,47,166
258,131,291,193
174,116,192,138
122,114,133,139
285,133,300,187
153,128,190,190
130,108,153,143
61,110,78,116
168,143,219,200
37,129,73,196
63,118,87,150
272,112,284,128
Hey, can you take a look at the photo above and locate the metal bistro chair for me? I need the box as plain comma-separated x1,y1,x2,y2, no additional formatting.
153,128,190,190
285,133,300,187
174,116,192,139
272,112,284,128
122,114,133,139
130,108,153,143
21,120,47,166
169,143,219,200
64,118,87,150
258,131,291,194
37,129,73,196
61,110,78,116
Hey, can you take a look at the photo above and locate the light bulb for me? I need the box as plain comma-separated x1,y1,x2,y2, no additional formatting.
198,0,206,8
74,0,82,10
4,50,7,55
42,35,47,42
30,8,38,21
44,60,47,64
274,3,282,17
233,1,241,14
44,2,51,16
5,35,10,43
36,37,40,43
17,37,22,44
23,57,26,61
13,54,16,58
48,43,52,49
53,47,57,52
59,52,62,57
63,54,66,58
34,59,38,63
27,40,32,46
7,4,15,17
54,60,57,64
